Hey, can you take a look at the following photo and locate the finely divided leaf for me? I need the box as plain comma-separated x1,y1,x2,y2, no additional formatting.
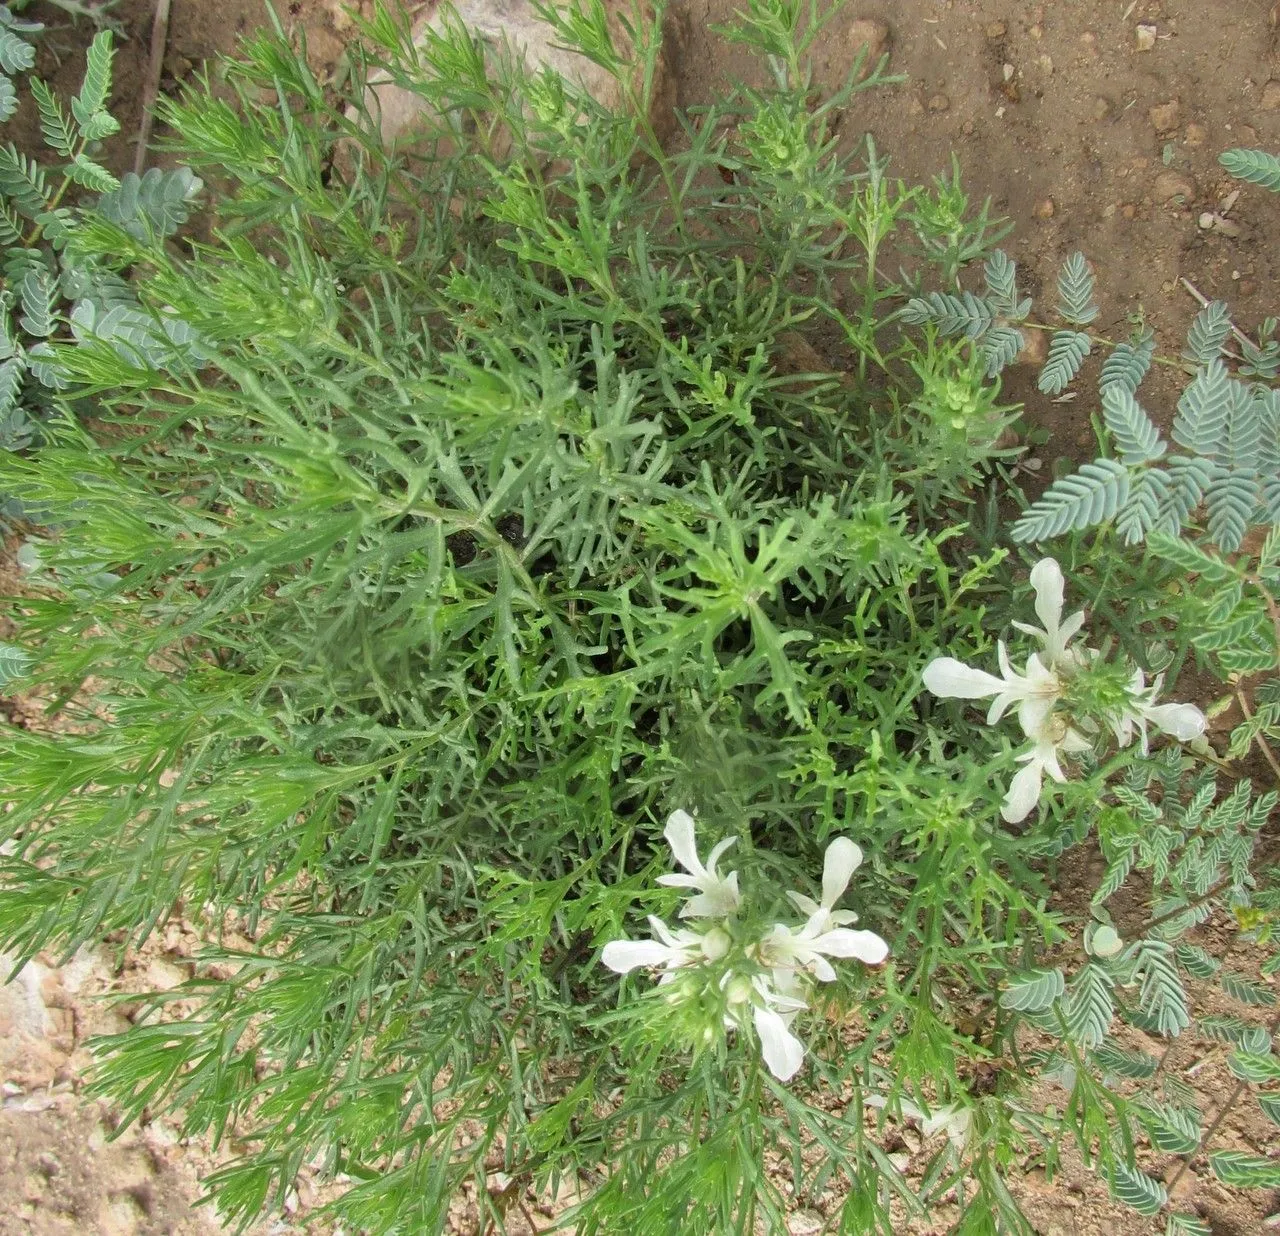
71,31,115,134
1057,251,1098,325
1204,468,1256,553
1108,1162,1167,1216
982,324,1024,376
1171,360,1233,459
900,291,993,338
1220,147,1280,192
1100,331,1155,394
1209,1150,1280,1189
29,79,75,158
1038,329,1091,394
1102,385,1164,465
999,967,1065,1012
1011,458,1130,541
1183,301,1231,366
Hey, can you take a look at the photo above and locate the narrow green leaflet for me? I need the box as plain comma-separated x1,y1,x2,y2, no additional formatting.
1165,1215,1211,1236
1108,1161,1167,1216
1209,1150,1280,1189
999,967,1065,1012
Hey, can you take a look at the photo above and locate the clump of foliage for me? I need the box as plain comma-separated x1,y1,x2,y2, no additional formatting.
0,2,1277,1234
0,3,201,518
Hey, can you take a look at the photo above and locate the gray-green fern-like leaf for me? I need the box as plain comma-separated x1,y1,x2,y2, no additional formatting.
1116,469,1169,545
1108,1161,1167,1217
18,267,54,337
1204,467,1256,552
982,249,1030,319
0,75,16,123
0,25,35,77
900,290,993,339
1011,458,1129,542
1220,147,1280,192
1038,329,1090,394
1130,939,1191,1037
1100,330,1155,394
96,167,203,241
1057,251,1098,325
1138,1103,1200,1154
1171,359,1233,459
982,323,1023,376
1102,386,1164,465
1183,300,1231,366
1066,964,1114,1046
29,78,75,159
70,30,114,134
0,142,50,219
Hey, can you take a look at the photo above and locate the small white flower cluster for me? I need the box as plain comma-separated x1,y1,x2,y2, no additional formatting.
602,810,888,1081
923,558,1206,823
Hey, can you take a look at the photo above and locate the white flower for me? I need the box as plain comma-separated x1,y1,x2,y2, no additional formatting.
1107,668,1207,756
786,836,864,931
655,809,741,919
1002,715,1092,824
723,973,810,1082
760,916,889,984
1011,558,1087,671
923,642,1063,738
601,915,729,976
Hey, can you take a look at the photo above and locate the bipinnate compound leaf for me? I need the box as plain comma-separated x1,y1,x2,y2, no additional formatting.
0,142,50,219
1056,251,1098,325
1038,329,1091,394
1108,1161,1166,1216
1100,331,1155,394
29,78,75,158
1226,1051,1280,1083
1209,1150,1280,1189
0,642,31,687
1011,459,1129,542
0,76,17,124
1066,965,1114,1046
1220,147,1280,192
982,249,1029,318
1205,468,1257,553
1220,971,1278,1007
1091,1042,1158,1079
982,324,1023,376
1138,1103,1200,1154
0,26,36,76
1175,944,1220,979
71,31,114,134
1101,385,1164,465
1183,300,1231,366
900,291,993,338
1131,939,1190,1037
1171,359,1233,458
96,167,203,241
1165,1215,1211,1236
1116,469,1169,545
999,967,1064,1012
1258,1092,1280,1126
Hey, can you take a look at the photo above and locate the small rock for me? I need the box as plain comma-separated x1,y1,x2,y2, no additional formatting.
1092,95,1113,121
927,93,951,113
846,17,891,76
99,1195,146,1236
1135,23,1157,50
143,959,186,992
1153,170,1196,203
1034,197,1055,219
1036,53,1054,74
1015,329,1048,367
1184,122,1208,147
1121,202,1137,219
1262,79,1280,110
985,20,1006,39
1198,211,1215,229
1149,99,1180,133
960,118,975,135
787,1211,825,1235
1028,23,1043,40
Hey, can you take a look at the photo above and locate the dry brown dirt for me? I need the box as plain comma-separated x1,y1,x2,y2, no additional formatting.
3,0,1280,1233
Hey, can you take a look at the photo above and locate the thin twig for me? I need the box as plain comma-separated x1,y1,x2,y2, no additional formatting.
1165,1005,1280,1202
1235,686,1280,784
134,0,171,176
1179,276,1255,353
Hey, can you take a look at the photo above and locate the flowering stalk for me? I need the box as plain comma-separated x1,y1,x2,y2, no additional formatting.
601,812,888,1081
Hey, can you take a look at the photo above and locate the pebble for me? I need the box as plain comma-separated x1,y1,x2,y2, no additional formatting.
1184,122,1208,147
985,20,1006,39
927,93,951,113
787,1211,825,1235
1148,99,1180,133
1153,170,1196,203
1015,330,1048,367
1135,23,1157,50
960,119,975,135
846,17,891,75
1092,96,1113,121
1262,79,1280,110
1034,197,1055,219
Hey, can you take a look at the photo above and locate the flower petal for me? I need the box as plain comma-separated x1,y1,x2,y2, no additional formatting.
821,838,863,908
923,658,1007,700
1144,701,1206,742
1001,760,1044,823
601,939,673,973
787,891,822,918
705,836,738,873
1030,558,1065,637
754,1004,807,1081
809,927,889,966
663,809,702,876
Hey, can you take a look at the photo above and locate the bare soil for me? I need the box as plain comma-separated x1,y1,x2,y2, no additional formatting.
4,0,1280,1232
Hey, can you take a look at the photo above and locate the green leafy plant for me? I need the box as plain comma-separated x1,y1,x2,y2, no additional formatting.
0,2,1277,1234
0,7,202,517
